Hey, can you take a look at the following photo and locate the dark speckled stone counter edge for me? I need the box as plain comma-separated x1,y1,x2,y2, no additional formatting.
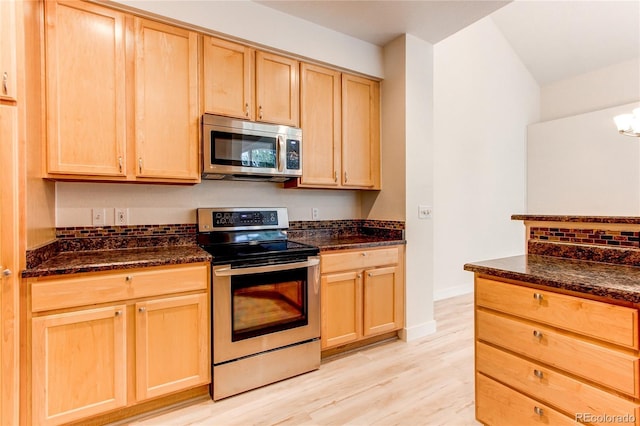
464,254,640,303
512,214,640,224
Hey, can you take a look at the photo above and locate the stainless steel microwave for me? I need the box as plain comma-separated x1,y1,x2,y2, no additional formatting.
201,114,302,182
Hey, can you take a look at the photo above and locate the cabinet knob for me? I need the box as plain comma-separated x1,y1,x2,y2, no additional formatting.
115,311,122,317
138,307,146,313
138,158,143,174
533,406,544,416
118,156,123,173
259,105,263,120
2,72,7,95
532,330,543,339
361,252,367,256
368,272,372,277
125,275,133,282
533,369,544,379
533,293,543,301
334,171,338,182
245,103,250,117
357,274,362,278
1,269,11,278
344,171,348,183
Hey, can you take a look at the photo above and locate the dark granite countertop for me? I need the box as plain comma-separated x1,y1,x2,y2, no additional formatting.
464,254,640,303
22,245,212,278
292,235,406,252
512,214,640,224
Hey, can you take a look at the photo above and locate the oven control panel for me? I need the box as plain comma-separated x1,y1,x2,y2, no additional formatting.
197,207,288,232
213,211,278,227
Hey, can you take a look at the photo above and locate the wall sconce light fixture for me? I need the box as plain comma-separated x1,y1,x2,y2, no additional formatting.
614,107,640,137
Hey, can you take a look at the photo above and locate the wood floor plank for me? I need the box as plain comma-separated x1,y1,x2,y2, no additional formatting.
127,293,477,426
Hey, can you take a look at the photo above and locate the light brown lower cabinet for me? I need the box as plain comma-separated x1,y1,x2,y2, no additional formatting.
474,275,640,426
320,245,404,350
27,263,210,425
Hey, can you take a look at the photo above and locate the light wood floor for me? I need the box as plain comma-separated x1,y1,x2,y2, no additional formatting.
129,293,477,426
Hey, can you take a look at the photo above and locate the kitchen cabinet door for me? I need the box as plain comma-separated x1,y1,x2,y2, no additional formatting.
321,271,362,349
135,293,209,401
341,74,380,189
45,0,127,177
203,36,254,120
299,63,341,187
363,265,403,336
255,51,299,126
134,18,199,182
0,0,17,102
31,305,127,426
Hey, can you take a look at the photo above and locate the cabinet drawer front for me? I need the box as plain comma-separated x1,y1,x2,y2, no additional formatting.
321,247,399,273
477,342,640,425
31,264,208,312
476,373,577,426
477,310,640,397
476,277,639,349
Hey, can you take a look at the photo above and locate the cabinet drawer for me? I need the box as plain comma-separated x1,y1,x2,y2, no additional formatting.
31,264,208,312
477,309,640,397
476,373,577,426
321,247,399,273
477,342,640,425
476,277,639,349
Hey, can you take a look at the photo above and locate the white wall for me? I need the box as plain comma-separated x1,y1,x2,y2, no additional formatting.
433,17,540,301
56,181,361,226
541,59,640,122
527,102,640,215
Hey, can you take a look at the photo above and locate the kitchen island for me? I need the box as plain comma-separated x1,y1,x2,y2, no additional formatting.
465,214,640,426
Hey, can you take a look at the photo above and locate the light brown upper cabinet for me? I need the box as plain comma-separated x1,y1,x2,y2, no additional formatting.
288,65,380,190
341,74,380,189
0,0,17,102
202,36,299,126
44,1,199,183
133,18,199,181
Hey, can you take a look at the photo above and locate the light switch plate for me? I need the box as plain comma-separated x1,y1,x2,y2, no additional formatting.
115,208,128,226
418,205,433,219
92,208,106,226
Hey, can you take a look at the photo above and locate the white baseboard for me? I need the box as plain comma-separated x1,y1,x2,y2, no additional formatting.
434,282,474,301
399,319,437,342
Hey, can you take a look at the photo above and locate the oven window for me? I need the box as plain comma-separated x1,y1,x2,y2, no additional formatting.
212,131,277,169
231,267,308,342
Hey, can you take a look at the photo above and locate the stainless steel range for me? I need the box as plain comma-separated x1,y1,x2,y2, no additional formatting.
196,207,320,400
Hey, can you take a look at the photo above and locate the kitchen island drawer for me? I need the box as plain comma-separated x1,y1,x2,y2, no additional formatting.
321,246,399,273
476,373,577,426
30,263,208,312
476,277,639,349
477,309,640,397
477,342,640,425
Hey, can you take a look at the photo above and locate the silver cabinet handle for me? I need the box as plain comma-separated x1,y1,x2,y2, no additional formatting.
533,369,544,379
259,105,263,120
118,156,123,173
138,158,143,174
245,102,250,117
2,72,7,95
138,307,146,313
533,293,543,301
533,330,543,339
334,171,338,182
533,406,544,416
2,269,11,278
344,171,348,183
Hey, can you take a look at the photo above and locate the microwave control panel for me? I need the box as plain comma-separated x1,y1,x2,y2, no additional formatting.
286,139,300,170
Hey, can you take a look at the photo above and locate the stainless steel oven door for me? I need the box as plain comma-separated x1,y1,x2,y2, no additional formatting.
212,256,320,364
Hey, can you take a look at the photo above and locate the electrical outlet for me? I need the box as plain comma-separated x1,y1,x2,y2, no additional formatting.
115,208,128,226
418,205,433,219
311,207,319,220
92,208,106,226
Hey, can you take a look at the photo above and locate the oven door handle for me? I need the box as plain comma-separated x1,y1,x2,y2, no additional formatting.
214,258,320,276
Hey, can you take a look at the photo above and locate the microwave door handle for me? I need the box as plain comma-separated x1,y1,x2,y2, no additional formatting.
277,135,285,172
